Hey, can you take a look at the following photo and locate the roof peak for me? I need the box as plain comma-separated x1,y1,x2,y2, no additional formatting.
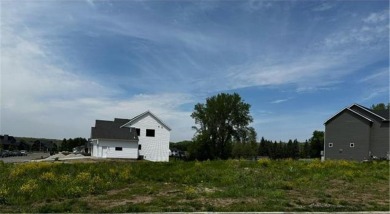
121,111,171,131
350,103,387,120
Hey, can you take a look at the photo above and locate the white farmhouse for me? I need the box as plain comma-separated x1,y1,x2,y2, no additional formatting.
90,111,171,162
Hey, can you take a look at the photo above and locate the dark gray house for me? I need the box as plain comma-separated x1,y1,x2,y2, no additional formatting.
324,104,389,161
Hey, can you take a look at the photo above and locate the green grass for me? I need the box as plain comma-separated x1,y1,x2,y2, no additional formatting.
0,159,388,212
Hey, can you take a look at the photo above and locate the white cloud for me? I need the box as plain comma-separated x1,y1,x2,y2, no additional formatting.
270,98,290,104
312,3,334,12
361,87,389,101
358,69,389,83
85,0,95,7
363,10,388,23
358,69,389,102
323,10,388,50
0,11,195,142
244,0,272,12
226,54,351,91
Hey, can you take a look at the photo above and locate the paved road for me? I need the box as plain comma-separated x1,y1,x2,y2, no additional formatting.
0,152,51,163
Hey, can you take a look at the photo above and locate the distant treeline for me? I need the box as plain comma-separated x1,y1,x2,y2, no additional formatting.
6,136,88,152
15,137,62,145
170,130,324,160
60,138,88,152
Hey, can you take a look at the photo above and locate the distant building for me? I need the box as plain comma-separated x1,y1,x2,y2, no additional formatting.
324,104,389,161
90,111,171,162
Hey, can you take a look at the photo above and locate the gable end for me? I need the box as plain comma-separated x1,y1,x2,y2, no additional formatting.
324,108,373,125
120,111,172,131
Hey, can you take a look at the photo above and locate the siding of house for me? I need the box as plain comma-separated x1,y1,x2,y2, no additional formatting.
91,139,138,159
370,122,390,158
124,114,170,162
349,105,390,159
92,141,98,157
325,111,371,161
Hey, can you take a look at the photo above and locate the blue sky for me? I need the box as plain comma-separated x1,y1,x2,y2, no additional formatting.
1,0,389,142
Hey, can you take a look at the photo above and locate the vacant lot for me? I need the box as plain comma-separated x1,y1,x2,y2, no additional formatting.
0,159,388,212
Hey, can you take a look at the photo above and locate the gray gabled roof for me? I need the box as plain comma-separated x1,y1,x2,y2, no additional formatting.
324,107,373,125
325,103,390,125
114,118,130,125
352,103,389,120
91,120,138,141
120,111,172,131
372,110,390,120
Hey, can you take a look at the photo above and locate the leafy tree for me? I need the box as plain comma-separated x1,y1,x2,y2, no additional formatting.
300,140,310,158
258,137,268,156
371,103,390,110
60,138,68,151
170,141,193,152
191,93,253,160
310,130,324,158
59,138,87,152
292,139,300,159
287,139,293,158
232,127,258,159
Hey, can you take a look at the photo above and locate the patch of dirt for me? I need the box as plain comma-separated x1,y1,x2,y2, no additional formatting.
178,197,259,208
103,196,153,208
308,202,344,209
83,194,153,209
106,187,130,196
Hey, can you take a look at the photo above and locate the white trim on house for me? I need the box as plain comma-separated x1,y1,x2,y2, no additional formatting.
350,103,387,120
120,111,172,131
324,107,373,125
348,108,374,122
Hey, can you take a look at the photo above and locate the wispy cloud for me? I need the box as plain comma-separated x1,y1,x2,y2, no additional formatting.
312,2,334,12
361,87,389,101
225,53,353,91
270,98,290,104
363,10,388,23
358,69,389,83
1,1,388,142
323,10,388,50
0,8,195,141
357,68,389,102
85,0,95,8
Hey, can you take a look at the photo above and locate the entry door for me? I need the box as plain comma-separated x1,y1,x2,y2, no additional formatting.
102,146,108,158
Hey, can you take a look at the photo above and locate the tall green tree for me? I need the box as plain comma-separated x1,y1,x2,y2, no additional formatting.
191,93,253,160
310,130,324,158
300,140,310,158
292,139,300,159
371,103,390,110
258,137,268,156
232,127,258,159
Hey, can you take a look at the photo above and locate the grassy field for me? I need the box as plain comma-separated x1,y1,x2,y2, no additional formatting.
0,159,388,212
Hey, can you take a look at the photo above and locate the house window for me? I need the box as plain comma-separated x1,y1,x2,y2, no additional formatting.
146,129,155,137
115,147,123,151
328,143,333,148
136,128,140,136
138,145,142,150
350,143,355,148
